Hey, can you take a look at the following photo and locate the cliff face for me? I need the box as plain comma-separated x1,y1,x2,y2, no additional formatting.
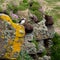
0,0,55,60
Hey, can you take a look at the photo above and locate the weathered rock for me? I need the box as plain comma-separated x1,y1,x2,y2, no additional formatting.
48,39,53,48
39,57,43,60
43,55,51,60
23,42,37,54
25,33,34,42
37,44,46,54
33,19,48,40
0,14,25,59
33,19,54,40
47,26,55,38
17,9,29,20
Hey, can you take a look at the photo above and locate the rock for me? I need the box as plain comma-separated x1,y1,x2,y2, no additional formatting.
1,3,7,11
0,19,15,58
33,19,48,40
37,44,46,54
47,26,55,39
33,19,54,40
43,55,51,60
0,14,25,59
39,57,43,60
23,42,37,54
48,39,53,48
17,9,29,20
25,33,34,42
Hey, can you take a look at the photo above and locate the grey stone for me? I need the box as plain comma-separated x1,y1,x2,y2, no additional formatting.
43,55,51,60
33,19,54,40
39,57,44,60
37,44,46,53
25,33,34,42
23,42,37,54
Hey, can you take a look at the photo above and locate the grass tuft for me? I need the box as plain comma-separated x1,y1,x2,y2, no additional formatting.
51,33,60,60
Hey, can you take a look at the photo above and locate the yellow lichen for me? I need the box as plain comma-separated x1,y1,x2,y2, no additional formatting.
0,14,25,60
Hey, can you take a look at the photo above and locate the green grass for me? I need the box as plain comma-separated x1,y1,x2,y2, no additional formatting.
7,1,29,13
0,0,4,4
29,1,40,11
18,3,29,11
29,1,43,21
46,0,60,4
51,33,60,60
54,6,60,10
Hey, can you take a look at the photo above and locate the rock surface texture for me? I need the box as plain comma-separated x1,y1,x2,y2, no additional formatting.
0,0,55,60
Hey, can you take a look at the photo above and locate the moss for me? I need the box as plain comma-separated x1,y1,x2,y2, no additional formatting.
7,4,19,13
29,1,43,21
23,0,28,3
7,1,29,13
18,3,29,11
31,10,43,21
29,1,40,11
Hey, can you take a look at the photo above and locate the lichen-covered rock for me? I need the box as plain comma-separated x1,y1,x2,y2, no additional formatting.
37,44,46,54
25,33,34,42
0,0,55,60
23,42,37,54
0,14,25,60
33,19,54,40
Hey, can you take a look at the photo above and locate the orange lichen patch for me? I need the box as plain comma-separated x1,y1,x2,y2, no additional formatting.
0,14,25,60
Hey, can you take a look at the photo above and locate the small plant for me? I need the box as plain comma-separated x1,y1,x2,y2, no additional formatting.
29,1,40,11
32,37,39,50
23,0,28,3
